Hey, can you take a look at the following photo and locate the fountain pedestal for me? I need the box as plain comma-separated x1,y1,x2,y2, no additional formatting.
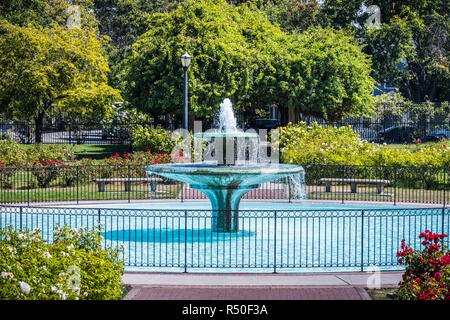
192,184,258,232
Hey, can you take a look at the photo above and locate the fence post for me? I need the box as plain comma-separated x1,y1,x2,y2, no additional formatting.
76,165,79,205
341,166,345,204
361,209,364,272
184,210,188,273
20,206,23,231
288,177,291,203
181,183,184,203
27,167,30,206
273,210,277,274
97,208,102,241
127,165,131,203
393,166,397,206
444,168,447,209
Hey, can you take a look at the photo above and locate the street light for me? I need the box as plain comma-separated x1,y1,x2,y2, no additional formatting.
181,52,192,130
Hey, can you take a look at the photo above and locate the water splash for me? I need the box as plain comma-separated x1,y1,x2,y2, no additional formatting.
218,98,237,133
289,171,307,200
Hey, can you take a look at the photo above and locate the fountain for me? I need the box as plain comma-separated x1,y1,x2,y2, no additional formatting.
146,99,305,232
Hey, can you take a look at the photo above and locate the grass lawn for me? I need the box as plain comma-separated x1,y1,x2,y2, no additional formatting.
20,143,132,160
73,144,132,160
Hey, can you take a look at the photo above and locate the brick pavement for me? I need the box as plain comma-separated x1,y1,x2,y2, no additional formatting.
122,272,403,300
127,286,365,300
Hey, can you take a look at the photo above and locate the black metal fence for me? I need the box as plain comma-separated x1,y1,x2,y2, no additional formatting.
1,205,448,271
1,117,449,144
0,164,448,206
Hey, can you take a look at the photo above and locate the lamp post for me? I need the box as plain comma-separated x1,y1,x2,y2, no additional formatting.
181,52,192,130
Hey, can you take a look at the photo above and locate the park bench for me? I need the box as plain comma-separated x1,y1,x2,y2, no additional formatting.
320,178,391,195
93,177,163,193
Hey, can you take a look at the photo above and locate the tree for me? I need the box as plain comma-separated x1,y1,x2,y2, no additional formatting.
0,20,121,142
121,0,374,125
285,27,375,122
362,4,449,102
121,0,291,122
92,0,184,88
0,0,98,30
318,0,449,103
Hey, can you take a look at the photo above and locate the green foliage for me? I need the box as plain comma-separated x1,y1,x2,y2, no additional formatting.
0,137,28,167
0,20,120,141
0,225,124,300
122,0,285,119
0,0,98,30
122,0,374,122
131,126,178,154
372,92,412,119
0,138,76,167
360,1,448,102
264,0,323,33
279,122,450,167
288,27,375,120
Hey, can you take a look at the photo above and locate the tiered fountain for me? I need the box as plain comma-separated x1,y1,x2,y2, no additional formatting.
146,99,305,232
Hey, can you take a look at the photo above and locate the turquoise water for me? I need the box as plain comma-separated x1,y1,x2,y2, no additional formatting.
1,201,448,273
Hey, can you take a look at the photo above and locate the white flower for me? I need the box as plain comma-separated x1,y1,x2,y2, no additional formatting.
61,251,69,257
120,244,126,249
19,281,31,295
67,244,74,251
42,251,52,259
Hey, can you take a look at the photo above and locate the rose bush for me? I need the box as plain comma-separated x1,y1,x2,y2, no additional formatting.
0,225,124,300
396,230,450,300
279,122,449,168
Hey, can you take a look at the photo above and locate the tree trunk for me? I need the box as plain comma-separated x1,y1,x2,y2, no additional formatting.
34,101,51,143
34,110,45,144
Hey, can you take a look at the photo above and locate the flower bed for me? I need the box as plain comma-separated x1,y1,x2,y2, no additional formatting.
279,122,449,168
396,230,450,300
0,225,124,300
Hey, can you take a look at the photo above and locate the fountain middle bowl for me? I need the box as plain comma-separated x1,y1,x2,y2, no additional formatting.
146,162,304,189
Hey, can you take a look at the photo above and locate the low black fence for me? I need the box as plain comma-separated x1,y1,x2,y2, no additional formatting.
1,205,448,271
0,164,448,206
1,118,449,144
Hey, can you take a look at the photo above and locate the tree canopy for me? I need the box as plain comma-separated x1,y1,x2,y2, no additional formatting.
0,20,121,141
122,0,375,122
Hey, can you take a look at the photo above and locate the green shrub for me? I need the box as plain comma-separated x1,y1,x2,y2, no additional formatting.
0,138,76,167
0,137,27,167
27,144,76,165
0,162,15,189
0,225,124,300
131,125,177,154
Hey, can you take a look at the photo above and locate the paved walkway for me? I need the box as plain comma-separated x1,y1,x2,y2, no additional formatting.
122,272,403,300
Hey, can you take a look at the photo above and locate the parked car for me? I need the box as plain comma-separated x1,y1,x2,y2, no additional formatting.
424,129,450,142
255,119,281,130
375,125,416,143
